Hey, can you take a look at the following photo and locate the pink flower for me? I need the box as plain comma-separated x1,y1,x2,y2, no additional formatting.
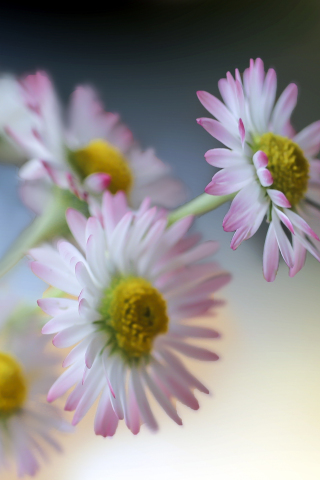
197,58,320,281
31,191,230,436
7,72,185,214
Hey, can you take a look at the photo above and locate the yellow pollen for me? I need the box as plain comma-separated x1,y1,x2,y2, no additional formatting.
0,352,27,414
70,139,133,195
100,277,169,361
257,133,309,207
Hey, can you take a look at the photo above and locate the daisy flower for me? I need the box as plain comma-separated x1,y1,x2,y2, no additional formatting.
7,71,185,213
0,294,72,477
31,191,230,436
197,58,320,281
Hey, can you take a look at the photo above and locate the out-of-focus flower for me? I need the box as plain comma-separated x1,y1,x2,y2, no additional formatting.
0,293,72,477
0,75,36,164
197,58,320,281
0,71,185,278
8,72,185,213
31,191,230,436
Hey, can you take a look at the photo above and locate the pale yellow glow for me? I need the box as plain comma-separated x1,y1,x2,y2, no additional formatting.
3,253,320,479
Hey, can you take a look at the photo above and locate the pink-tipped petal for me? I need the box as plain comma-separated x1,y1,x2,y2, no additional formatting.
267,189,291,208
204,148,246,168
263,68,277,125
223,182,261,231
19,159,46,180
293,120,320,157
66,208,87,252
131,369,158,431
85,336,105,369
94,388,119,437
230,226,250,250
284,209,320,241
238,118,245,147
84,172,111,193
196,118,241,150
289,234,307,278
272,210,294,268
205,165,254,195
263,223,279,282
30,261,80,297
257,167,273,187
218,77,238,115
273,207,294,234
253,150,268,170
142,370,182,426
52,324,94,348
272,83,298,134
196,90,237,130
151,363,199,411
163,338,219,361
37,297,77,316
158,347,209,394
47,363,83,402
293,231,320,262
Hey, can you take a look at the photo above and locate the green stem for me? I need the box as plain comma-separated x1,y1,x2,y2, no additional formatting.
167,192,235,226
0,187,90,279
0,198,69,278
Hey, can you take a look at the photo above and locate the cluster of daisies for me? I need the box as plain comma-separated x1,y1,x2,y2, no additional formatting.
0,59,318,476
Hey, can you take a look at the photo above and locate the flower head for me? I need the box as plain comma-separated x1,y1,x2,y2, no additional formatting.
0,294,72,477
197,58,320,281
31,191,230,436
7,72,185,214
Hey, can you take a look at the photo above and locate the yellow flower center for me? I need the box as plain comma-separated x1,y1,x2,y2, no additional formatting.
0,352,27,415
256,133,309,207
99,277,169,362
69,139,133,195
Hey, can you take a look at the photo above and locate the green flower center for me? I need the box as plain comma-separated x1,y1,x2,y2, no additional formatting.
255,132,309,207
98,277,169,363
0,352,27,415
69,139,133,195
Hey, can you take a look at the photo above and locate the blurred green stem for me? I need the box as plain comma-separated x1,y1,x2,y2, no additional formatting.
167,192,235,226
0,188,88,278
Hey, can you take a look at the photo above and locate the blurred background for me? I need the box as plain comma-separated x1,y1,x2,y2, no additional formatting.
1,0,320,478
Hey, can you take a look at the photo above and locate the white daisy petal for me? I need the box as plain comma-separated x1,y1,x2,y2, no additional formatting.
132,368,158,431
142,369,182,425
272,209,294,268
94,387,119,437
150,361,199,411
263,223,279,282
271,83,298,134
31,193,228,436
31,261,80,296
197,117,241,150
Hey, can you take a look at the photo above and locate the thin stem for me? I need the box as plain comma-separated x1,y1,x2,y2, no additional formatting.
167,192,235,226
0,187,89,279
0,199,68,278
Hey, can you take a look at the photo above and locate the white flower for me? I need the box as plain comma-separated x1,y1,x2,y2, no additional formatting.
6,72,185,214
197,58,320,281
31,191,230,436
0,293,72,477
